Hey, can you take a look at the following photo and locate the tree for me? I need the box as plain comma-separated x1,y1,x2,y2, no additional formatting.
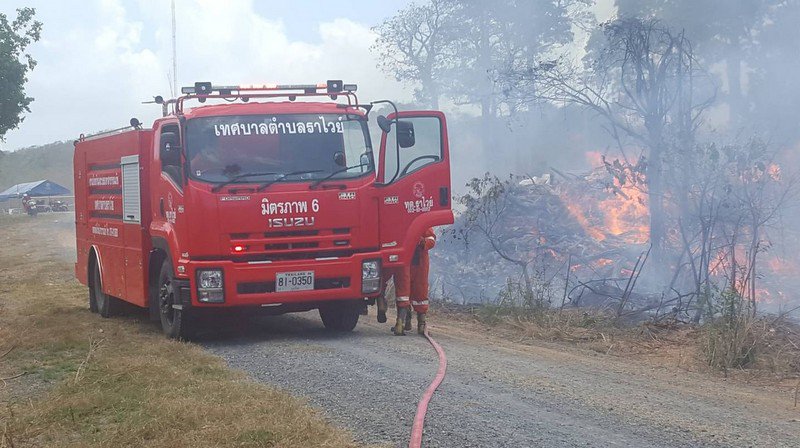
670,138,798,323
0,7,42,141
502,18,716,265
444,0,590,149
459,173,542,303
372,0,456,108
616,0,800,132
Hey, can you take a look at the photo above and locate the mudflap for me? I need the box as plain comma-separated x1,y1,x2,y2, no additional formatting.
149,278,191,321
174,278,192,308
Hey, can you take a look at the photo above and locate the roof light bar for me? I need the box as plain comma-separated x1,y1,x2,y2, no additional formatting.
327,80,343,93
180,80,357,95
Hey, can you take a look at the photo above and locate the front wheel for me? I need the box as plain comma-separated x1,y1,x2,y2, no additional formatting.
91,260,120,317
157,259,193,339
319,301,360,332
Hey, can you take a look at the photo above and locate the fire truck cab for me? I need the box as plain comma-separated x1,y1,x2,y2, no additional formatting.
73,81,453,338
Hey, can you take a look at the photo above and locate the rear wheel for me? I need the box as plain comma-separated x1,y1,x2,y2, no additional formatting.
92,259,120,318
88,263,99,314
158,259,193,339
319,301,360,332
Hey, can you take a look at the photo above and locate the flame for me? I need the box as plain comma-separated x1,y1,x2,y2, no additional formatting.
565,202,606,241
585,150,604,168
558,155,650,245
597,182,649,244
765,257,799,275
767,163,782,181
544,152,794,308
706,247,798,304
754,288,788,305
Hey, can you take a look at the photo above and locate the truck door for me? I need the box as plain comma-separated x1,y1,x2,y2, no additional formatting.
151,122,187,264
377,111,453,266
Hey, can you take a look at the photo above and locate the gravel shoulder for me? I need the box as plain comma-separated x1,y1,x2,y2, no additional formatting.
203,310,800,447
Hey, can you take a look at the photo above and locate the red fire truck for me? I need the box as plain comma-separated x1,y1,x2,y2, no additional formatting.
73,81,453,338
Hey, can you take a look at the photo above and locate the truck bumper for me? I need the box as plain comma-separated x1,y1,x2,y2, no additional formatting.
180,252,382,307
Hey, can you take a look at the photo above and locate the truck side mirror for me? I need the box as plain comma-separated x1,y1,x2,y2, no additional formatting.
397,120,415,148
160,131,182,166
377,115,392,133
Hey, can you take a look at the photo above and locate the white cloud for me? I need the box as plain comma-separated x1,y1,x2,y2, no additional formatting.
1,0,409,150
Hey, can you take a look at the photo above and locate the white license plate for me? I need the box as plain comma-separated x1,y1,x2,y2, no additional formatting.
275,271,315,292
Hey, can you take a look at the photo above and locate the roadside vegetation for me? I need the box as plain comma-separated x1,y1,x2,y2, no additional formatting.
433,282,800,383
376,0,800,387
0,216,358,448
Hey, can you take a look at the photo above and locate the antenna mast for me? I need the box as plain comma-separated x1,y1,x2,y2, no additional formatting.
171,0,178,98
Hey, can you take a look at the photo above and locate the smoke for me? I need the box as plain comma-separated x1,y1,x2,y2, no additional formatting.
376,0,800,313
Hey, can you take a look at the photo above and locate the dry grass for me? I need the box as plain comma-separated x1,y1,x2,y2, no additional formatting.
434,302,625,344
702,315,800,376
0,213,24,225
433,300,800,383
0,216,359,448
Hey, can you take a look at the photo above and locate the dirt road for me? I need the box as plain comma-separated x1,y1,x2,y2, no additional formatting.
202,310,800,447
12,216,799,447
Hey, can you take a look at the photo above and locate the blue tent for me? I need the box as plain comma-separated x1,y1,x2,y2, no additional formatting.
0,180,71,201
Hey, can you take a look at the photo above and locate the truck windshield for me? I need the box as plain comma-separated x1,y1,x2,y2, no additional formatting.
185,114,372,184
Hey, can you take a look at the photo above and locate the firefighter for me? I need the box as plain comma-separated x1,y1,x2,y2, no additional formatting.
392,228,436,335
376,284,389,323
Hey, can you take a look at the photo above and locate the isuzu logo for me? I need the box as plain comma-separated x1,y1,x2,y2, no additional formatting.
268,217,316,228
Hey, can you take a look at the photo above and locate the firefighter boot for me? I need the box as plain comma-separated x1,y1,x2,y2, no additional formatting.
417,312,427,335
404,309,413,331
376,293,388,323
392,307,408,336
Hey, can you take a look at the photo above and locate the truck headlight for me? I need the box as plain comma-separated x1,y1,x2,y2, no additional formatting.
361,259,381,294
197,269,224,303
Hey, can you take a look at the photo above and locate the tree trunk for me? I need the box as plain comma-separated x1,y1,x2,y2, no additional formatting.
477,12,494,153
645,117,668,270
520,262,533,306
726,45,744,128
480,97,494,153
420,62,439,109
429,82,440,109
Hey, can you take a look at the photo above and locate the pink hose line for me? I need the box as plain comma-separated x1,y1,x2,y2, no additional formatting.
408,328,448,448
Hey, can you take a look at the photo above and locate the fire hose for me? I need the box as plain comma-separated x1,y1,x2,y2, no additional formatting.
408,328,448,448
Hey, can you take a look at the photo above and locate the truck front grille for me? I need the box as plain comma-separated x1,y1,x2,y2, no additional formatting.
264,230,320,238
228,228,353,260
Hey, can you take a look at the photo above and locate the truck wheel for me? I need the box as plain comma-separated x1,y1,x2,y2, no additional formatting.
88,264,99,313
319,301,360,332
158,259,192,339
92,260,120,318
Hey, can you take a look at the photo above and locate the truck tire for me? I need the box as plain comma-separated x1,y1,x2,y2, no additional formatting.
319,301,360,332
157,259,193,339
88,263,99,314
92,260,120,318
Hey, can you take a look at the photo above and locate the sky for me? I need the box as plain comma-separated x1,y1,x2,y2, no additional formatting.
1,0,615,151
0,0,415,151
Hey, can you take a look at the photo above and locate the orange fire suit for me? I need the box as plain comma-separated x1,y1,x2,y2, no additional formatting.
391,228,436,314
